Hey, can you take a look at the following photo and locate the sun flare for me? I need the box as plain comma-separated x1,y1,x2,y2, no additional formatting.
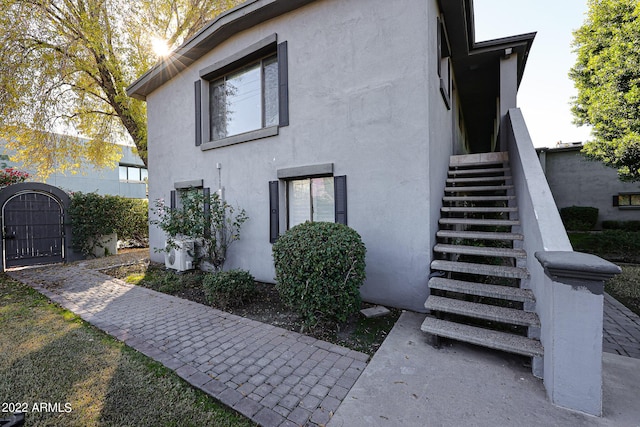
151,37,170,57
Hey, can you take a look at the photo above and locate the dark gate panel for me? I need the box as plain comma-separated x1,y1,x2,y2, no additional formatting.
3,192,64,267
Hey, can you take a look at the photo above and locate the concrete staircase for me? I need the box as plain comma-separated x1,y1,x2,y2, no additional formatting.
421,152,543,376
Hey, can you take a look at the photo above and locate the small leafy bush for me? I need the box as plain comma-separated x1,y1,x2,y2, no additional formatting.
602,220,640,232
559,206,598,231
157,274,184,294
203,270,256,308
272,222,366,326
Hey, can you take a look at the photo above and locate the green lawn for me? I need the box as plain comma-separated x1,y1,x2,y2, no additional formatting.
0,275,255,427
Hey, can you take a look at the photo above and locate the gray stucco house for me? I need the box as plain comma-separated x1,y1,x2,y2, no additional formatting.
128,0,621,415
537,143,640,227
128,0,534,312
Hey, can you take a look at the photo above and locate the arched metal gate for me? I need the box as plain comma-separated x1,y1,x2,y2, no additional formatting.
0,182,78,271
3,191,64,268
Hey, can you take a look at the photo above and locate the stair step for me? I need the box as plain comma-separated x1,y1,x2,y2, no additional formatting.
449,152,509,167
448,167,511,176
425,295,539,327
441,206,518,213
439,218,519,226
430,260,529,279
428,277,534,302
436,230,524,241
445,185,514,193
442,195,515,202
433,244,526,258
446,176,512,184
421,317,543,357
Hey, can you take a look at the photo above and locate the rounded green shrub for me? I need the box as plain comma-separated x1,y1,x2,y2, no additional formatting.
272,221,366,325
559,206,599,231
203,269,256,308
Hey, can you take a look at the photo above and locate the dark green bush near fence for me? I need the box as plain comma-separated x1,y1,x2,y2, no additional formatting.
602,220,640,232
559,206,598,231
69,192,148,256
272,221,366,326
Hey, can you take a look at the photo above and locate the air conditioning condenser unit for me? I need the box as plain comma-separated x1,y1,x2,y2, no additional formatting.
164,239,195,272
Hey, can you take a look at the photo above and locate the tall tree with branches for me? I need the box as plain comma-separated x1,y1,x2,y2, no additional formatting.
0,0,242,178
570,0,640,181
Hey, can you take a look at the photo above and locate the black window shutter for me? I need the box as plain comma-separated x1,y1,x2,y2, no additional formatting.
194,80,202,146
613,195,620,207
170,190,177,210
334,175,347,225
277,41,289,127
203,187,211,237
269,181,280,243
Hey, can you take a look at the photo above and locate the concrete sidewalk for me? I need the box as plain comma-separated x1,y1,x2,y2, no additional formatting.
329,311,640,427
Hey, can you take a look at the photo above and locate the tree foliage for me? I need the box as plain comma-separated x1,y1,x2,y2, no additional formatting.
0,0,242,178
570,0,640,181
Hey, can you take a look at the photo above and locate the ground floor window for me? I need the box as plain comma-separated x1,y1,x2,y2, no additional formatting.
287,177,335,228
269,174,347,243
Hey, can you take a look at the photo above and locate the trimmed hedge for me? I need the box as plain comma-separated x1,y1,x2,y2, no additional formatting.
559,206,598,231
602,220,640,232
203,270,256,308
272,222,366,326
69,192,148,256
569,230,640,263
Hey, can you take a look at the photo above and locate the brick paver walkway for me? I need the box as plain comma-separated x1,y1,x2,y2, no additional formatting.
603,293,640,359
8,264,368,427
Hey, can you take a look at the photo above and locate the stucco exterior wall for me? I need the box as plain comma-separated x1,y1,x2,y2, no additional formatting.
538,148,640,227
146,0,453,311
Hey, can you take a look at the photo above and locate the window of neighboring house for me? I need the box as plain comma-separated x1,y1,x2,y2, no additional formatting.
119,165,148,182
437,16,452,110
287,177,335,228
614,193,640,208
198,34,288,150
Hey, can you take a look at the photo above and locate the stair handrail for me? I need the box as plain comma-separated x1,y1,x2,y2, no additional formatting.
505,107,621,416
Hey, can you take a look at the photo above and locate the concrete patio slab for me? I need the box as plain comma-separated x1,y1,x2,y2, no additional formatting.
329,311,640,427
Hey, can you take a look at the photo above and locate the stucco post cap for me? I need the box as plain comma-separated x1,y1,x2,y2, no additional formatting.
534,251,622,282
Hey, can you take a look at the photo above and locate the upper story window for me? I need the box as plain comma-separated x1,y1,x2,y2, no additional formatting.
198,34,288,150
437,16,452,110
210,55,278,141
119,164,148,182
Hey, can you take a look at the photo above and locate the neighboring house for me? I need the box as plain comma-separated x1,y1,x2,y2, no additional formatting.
0,139,147,199
537,143,640,227
129,0,618,414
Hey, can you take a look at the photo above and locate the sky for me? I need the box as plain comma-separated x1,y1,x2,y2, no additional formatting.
473,0,592,148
